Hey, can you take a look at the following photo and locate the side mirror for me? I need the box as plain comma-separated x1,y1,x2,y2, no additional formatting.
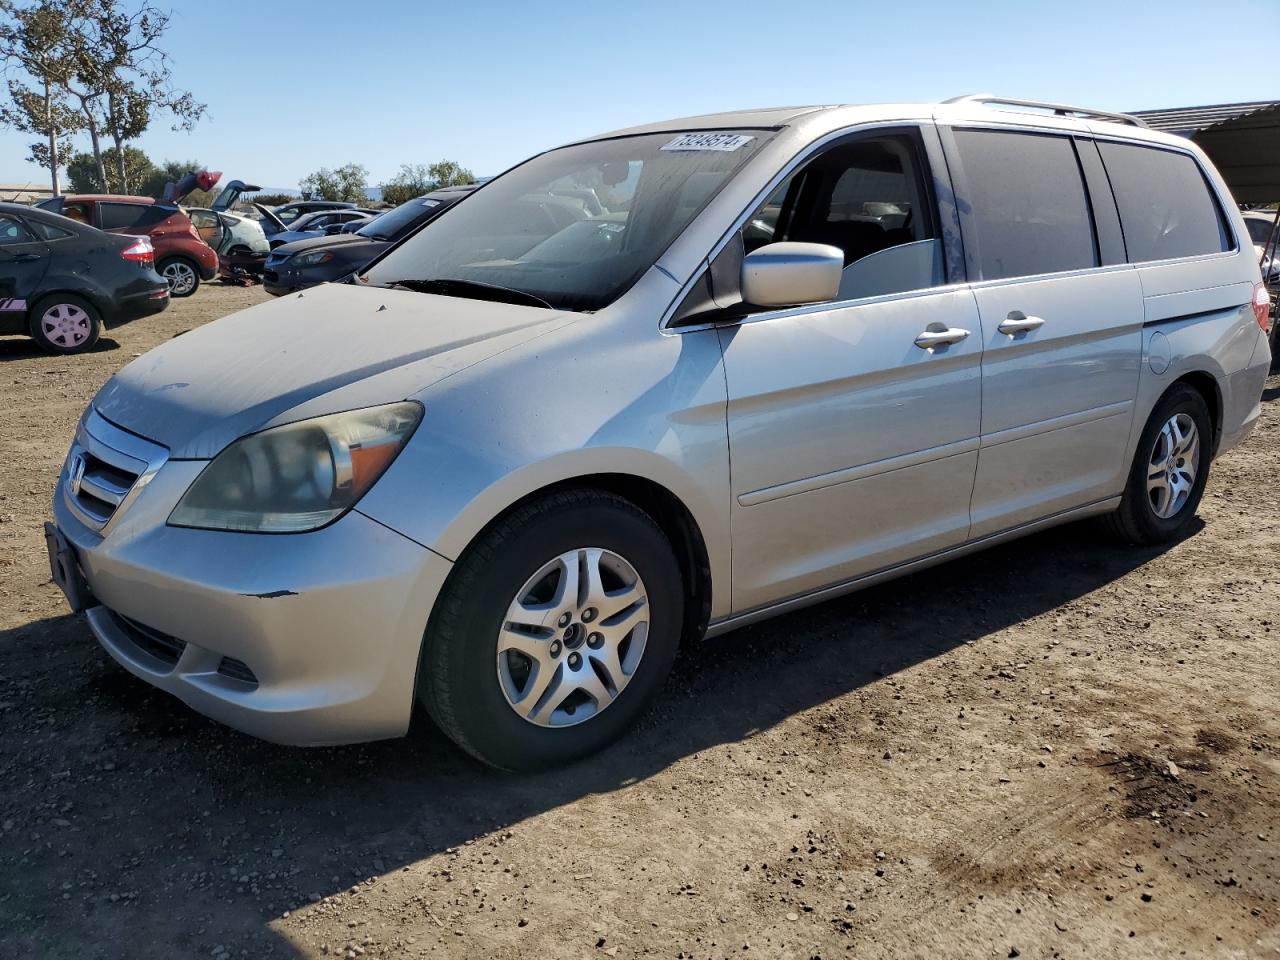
740,242,843,308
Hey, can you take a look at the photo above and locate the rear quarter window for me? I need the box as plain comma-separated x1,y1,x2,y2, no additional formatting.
98,202,171,231
1098,142,1232,262
31,220,74,240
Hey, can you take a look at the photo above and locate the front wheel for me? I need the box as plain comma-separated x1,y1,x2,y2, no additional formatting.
159,257,200,297
419,489,684,771
1103,384,1212,544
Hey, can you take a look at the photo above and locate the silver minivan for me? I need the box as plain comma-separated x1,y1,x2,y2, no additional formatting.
46,96,1272,770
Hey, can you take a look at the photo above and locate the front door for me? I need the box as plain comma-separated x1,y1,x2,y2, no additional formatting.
938,126,1144,538
717,127,983,613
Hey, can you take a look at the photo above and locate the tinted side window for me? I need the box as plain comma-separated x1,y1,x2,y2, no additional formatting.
1098,142,1231,262
98,202,168,230
1245,218,1273,245
0,214,36,245
31,220,74,240
952,130,1097,280
62,203,92,225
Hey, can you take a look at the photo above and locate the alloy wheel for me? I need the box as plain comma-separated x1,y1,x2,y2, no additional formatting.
1147,412,1199,519
496,547,650,728
162,261,197,296
40,303,91,348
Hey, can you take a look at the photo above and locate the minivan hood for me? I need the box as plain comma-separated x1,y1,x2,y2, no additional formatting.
93,283,573,459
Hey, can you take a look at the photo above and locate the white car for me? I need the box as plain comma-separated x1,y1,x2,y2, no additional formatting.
185,180,271,260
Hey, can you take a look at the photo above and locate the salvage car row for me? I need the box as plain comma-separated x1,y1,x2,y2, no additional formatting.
0,171,424,352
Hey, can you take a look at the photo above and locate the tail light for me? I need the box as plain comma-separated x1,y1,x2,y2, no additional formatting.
120,236,154,264
1253,282,1271,332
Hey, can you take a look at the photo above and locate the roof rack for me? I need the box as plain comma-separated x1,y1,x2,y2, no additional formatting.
942,94,1149,129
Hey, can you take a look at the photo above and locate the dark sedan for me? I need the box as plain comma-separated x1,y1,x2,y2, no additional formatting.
0,201,169,353
262,186,475,296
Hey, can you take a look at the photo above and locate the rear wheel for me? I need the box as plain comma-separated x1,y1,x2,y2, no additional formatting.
29,294,101,354
159,257,199,297
1103,384,1212,544
419,489,683,771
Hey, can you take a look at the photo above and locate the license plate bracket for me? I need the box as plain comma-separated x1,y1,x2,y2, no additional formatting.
44,522,93,613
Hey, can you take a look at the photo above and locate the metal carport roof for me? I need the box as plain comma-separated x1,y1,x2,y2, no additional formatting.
1131,100,1280,203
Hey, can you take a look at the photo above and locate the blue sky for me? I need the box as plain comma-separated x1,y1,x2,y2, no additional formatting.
1,0,1272,190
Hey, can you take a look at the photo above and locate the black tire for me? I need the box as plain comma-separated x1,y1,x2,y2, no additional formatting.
29,293,101,354
158,256,200,298
1102,384,1212,544
419,488,684,772
1268,316,1279,373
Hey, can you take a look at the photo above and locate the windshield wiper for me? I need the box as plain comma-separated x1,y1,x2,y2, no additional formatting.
381,277,553,310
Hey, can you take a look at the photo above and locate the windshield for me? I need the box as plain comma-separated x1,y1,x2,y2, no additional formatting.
1246,216,1275,246
356,196,441,240
363,130,770,311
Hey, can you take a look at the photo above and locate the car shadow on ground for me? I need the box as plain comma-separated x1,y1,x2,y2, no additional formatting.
0,336,120,360
0,517,1191,957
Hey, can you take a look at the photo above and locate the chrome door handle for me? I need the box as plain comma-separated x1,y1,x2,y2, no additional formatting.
914,327,971,350
998,311,1045,335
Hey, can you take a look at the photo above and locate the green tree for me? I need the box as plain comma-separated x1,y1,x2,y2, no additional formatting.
65,143,153,192
64,0,205,193
379,160,476,206
299,162,368,203
425,159,475,189
0,0,80,194
379,163,433,206
247,192,294,208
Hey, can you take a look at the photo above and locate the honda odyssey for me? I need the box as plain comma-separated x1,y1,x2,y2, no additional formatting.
45,96,1272,770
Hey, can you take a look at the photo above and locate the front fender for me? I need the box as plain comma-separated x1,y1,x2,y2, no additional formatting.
355,320,734,620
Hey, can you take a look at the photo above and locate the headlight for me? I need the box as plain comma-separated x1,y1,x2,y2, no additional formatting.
168,401,422,533
292,249,334,267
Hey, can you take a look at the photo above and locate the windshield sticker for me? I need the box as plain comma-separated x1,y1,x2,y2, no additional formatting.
661,133,754,152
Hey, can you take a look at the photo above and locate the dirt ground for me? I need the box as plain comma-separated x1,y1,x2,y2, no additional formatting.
0,284,1277,960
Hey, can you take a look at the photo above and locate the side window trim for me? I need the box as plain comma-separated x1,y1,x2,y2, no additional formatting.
663,121,966,332
1075,137,1128,266
1091,135,1239,264
937,122,1104,283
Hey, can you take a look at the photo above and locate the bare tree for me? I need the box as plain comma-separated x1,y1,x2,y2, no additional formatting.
0,0,79,194
66,0,205,193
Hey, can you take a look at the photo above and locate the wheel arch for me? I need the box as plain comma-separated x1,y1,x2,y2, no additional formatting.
443,471,715,645
25,285,108,334
1170,370,1223,455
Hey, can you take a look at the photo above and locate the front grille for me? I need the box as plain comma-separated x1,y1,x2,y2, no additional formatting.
62,410,167,534
113,611,186,666
68,449,139,524
263,269,279,283
217,657,259,687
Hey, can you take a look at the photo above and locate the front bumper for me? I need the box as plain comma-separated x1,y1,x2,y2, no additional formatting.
52,430,452,746
262,272,299,297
